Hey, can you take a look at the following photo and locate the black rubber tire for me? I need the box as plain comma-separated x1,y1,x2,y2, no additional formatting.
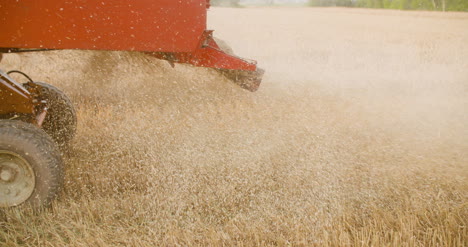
0,120,63,209
34,82,77,147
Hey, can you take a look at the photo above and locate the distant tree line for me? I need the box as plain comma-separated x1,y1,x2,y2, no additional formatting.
308,0,468,11
211,0,241,7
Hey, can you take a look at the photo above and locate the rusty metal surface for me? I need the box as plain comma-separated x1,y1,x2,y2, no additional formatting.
0,70,35,115
0,0,207,52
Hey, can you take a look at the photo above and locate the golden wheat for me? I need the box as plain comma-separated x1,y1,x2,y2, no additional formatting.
1,7,467,247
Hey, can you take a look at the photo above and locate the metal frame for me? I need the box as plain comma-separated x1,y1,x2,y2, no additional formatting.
0,0,262,91
0,70,47,126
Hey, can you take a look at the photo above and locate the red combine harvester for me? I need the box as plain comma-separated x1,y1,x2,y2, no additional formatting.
0,0,263,209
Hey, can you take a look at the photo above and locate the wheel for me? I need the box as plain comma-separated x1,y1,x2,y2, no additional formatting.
33,82,77,147
0,120,63,209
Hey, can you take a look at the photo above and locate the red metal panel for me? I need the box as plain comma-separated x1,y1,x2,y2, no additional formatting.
150,31,257,71
0,0,207,52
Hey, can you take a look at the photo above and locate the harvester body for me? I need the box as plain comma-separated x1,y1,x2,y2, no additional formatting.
0,1,263,208
0,0,263,90
1,1,207,52
0,0,263,127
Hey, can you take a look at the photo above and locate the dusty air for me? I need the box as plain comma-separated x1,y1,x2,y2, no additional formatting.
0,0,467,246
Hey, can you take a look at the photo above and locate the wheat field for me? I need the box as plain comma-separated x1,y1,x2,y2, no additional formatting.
1,7,467,246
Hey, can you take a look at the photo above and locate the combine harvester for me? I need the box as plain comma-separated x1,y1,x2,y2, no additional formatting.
0,0,263,209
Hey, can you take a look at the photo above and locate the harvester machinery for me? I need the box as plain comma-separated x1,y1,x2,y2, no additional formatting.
0,0,263,209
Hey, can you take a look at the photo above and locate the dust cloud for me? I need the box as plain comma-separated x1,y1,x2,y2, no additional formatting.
1,7,467,246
